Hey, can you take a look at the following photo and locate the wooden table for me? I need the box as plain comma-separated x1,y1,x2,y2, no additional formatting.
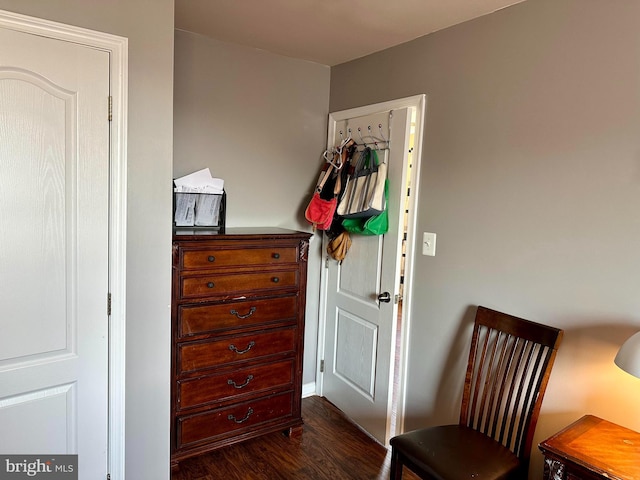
539,415,640,480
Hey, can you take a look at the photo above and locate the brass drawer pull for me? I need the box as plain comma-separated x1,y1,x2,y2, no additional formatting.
271,277,280,283
230,306,257,319
272,253,280,259
228,407,253,424
228,340,255,354
227,374,254,389
206,282,215,288
207,255,215,262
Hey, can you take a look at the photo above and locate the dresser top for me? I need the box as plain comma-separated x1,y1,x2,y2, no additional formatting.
539,415,640,480
173,227,311,241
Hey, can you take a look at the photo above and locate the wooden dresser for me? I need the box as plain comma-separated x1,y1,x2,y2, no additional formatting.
539,415,640,480
171,227,311,469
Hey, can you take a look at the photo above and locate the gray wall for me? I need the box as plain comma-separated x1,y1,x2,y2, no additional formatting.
173,30,331,385
0,1,174,479
8,0,639,477
331,0,640,477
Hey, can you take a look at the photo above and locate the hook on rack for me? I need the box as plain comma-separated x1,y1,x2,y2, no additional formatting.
367,125,380,150
378,123,390,149
341,121,391,151
338,135,352,150
378,124,388,144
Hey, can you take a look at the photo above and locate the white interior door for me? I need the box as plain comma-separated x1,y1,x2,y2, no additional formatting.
0,25,110,477
320,96,424,445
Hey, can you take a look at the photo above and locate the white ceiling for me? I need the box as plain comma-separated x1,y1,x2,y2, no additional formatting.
175,0,525,66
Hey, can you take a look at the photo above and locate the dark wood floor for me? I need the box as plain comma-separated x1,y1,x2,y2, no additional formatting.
172,395,420,480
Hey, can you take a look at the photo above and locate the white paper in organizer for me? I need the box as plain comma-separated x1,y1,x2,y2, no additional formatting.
174,193,196,226
194,194,222,226
174,168,224,194
173,168,225,226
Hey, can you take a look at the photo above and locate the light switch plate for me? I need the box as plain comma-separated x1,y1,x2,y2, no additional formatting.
423,232,437,256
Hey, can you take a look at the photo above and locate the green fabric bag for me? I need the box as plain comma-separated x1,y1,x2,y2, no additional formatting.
342,180,389,236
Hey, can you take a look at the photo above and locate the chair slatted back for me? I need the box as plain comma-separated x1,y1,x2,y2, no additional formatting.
460,306,563,464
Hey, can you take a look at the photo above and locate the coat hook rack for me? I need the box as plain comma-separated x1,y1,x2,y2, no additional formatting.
339,122,391,152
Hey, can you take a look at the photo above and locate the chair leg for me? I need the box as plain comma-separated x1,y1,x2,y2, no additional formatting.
390,447,403,480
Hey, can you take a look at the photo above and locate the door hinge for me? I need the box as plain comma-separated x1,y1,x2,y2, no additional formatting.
320,359,325,373
325,256,329,269
107,474,111,480
107,292,112,316
108,96,113,122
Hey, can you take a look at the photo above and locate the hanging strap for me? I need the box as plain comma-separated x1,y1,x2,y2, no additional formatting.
315,138,356,197
314,161,342,199
315,158,336,193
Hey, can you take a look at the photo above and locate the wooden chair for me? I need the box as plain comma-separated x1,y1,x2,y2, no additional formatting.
390,306,563,480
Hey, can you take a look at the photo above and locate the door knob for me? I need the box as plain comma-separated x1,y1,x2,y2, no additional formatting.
378,292,391,303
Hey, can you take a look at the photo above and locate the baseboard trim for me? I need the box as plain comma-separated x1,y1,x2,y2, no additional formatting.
302,382,316,398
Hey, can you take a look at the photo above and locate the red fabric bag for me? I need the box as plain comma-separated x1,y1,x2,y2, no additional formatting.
305,163,341,230
305,193,336,230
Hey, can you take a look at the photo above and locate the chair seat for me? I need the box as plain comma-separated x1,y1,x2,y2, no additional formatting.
390,425,522,480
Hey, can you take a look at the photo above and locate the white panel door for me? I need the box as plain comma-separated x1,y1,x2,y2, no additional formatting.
0,25,110,477
321,98,421,445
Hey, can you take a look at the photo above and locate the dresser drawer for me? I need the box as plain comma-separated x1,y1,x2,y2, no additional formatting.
180,246,298,270
178,328,296,373
177,359,294,410
178,295,298,337
177,391,294,448
179,270,298,300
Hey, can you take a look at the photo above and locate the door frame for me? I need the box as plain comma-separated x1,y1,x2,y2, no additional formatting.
0,10,128,479
316,95,426,442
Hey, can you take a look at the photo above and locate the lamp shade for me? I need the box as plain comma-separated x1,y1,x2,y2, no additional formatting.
615,332,640,379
